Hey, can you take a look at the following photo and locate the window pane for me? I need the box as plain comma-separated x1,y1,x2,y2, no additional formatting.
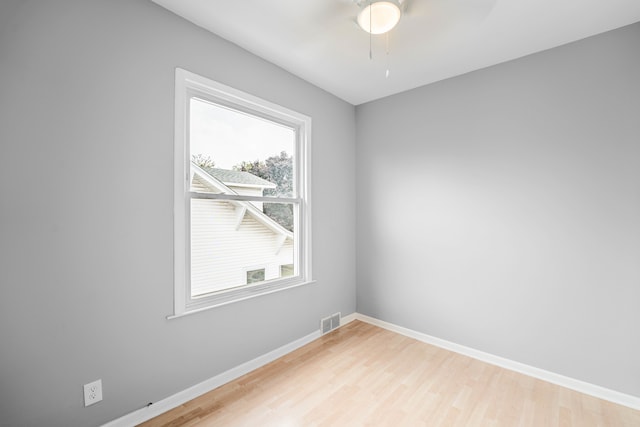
190,97,295,198
190,199,296,297
280,264,294,277
246,269,265,284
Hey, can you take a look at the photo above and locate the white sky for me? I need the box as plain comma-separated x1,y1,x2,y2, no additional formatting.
190,98,294,170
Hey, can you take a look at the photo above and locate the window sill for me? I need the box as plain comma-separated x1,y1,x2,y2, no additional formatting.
167,279,317,320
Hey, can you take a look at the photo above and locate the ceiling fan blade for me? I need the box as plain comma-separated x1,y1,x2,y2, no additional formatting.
312,0,359,25
400,0,410,15
433,0,496,19
400,0,497,29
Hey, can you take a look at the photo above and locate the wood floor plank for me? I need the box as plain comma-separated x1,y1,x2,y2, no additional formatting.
139,320,640,426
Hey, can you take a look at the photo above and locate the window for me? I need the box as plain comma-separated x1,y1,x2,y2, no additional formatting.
173,68,312,317
246,269,265,284
280,264,294,278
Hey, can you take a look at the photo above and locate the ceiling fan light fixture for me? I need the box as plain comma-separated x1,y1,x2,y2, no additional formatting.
357,1,402,35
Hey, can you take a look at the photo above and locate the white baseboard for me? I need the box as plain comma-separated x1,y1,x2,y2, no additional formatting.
340,312,358,326
103,330,322,426
104,311,638,426
103,314,357,427
354,313,640,411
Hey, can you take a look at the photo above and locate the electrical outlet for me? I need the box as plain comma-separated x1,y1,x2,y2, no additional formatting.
83,379,103,407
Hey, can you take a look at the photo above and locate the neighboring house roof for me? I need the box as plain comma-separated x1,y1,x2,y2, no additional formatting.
191,162,293,240
201,166,276,189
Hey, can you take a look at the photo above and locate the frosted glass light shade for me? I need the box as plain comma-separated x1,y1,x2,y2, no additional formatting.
357,1,401,35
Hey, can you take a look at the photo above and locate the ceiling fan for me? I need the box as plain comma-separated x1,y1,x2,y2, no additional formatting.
351,0,497,34
353,0,407,35
348,0,497,76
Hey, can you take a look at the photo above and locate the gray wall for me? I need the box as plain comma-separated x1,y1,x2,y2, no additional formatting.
0,1,356,426
1,0,637,425
356,22,640,397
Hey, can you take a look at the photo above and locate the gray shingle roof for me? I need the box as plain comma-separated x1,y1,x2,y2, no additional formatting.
202,167,276,188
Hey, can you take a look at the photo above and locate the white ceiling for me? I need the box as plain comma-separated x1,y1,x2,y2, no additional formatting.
151,0,640,105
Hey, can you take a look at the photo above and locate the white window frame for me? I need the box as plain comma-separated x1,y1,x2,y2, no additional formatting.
171,68,312,318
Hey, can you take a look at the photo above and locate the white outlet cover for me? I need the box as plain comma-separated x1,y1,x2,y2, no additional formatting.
83,379,103,407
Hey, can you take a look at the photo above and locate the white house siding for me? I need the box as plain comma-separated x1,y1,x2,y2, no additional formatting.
190,198,293,296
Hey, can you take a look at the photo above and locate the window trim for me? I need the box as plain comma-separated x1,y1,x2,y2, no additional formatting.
171,68,312,318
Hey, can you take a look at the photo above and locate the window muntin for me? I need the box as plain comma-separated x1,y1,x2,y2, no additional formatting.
173,68,312,317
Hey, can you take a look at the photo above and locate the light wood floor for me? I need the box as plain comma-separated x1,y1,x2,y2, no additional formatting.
140,320,640,426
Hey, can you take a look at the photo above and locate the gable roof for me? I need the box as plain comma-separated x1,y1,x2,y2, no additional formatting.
191,162,293,240
201,167,276,189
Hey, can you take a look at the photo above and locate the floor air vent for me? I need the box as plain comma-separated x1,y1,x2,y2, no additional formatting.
320,312,341,334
